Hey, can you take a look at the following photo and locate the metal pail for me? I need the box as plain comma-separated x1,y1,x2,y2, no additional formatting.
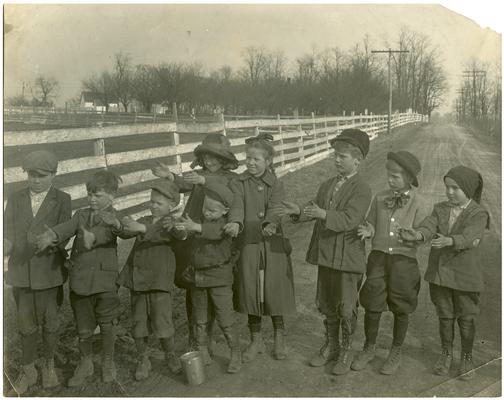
180,351,205,385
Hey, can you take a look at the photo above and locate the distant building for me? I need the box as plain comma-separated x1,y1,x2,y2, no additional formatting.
79,91,122,113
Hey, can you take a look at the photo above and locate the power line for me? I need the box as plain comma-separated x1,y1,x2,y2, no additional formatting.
371,48,409,134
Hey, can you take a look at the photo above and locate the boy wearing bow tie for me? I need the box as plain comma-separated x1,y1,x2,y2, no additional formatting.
353,151,428,375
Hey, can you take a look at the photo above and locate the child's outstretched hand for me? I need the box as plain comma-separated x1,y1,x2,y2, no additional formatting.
269,201,300,218
81,225,96,250
122,216,146,233
262,223,277,237
184,171,205,185
397,227,422,242
98,210,121,229
161,215,175,231
223,222,240,238
151,161,174,181
304,201,326,220
357,221,374,240
35,225,58,253
175,216,201,233
431,233,453,249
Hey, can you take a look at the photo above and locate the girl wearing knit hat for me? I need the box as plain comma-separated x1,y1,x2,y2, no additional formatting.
152,133,240,356
398,165,489,381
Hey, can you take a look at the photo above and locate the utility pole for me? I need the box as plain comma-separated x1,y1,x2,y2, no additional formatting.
372,48,409,134
462,69,486,118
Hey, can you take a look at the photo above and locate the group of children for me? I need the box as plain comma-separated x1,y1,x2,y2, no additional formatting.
4,127,489,394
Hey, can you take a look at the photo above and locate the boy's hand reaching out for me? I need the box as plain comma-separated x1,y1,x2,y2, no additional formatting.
269,201,300,218
303,202,326,220
151,161,174,181
175,216,201,233
262,223,277,237
397,227,422,243
357,221,374,240
98,210,121,229
223,222,240,238
431,233,453,249
35,225,58,253
121,216,147,233
184,171,205,185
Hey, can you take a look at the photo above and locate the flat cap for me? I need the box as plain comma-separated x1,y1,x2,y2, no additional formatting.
330,128,370,158
204,182,234,208
22,150,58,175
151,180,181,203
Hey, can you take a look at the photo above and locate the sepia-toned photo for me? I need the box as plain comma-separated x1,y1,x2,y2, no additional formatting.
2,3,501,397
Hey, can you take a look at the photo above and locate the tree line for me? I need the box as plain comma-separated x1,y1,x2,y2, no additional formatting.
7,28,447,118
454,59,501,138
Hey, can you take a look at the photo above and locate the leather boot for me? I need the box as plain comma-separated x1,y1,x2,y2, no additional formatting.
458,353,475,381
41,358,59,389
434,346,453,376
194,323,212,366
100,324,116,383
332,318,353,375
13,363,38,395
273,329,287,360
223,328,241,373
207,317,216,358
351,342,376,371
242,330,266,363
380,345,402,375
310,319,340,367
68,338,94,387
161,336,182,374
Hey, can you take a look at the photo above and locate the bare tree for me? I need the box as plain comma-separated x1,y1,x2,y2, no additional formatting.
32,75,59,106
132,65,160,113
113,52,134,112
82,71,114,112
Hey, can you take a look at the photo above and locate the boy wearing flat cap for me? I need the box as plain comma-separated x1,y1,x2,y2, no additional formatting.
275,128,372,375
152,133,240,352
175,182,241,374
117,181,187,380
4,150,71,394
399,165,489,381
353,151,428,375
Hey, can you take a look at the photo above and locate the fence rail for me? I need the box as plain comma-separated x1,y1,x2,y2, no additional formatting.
4,112,427,219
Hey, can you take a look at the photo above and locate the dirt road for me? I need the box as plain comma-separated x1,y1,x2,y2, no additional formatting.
3,122,501,396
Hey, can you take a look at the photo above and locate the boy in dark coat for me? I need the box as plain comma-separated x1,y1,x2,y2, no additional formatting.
36,170,126,386
353,151,428,375
117,181,186,380
399,165,489,381
276,129,372,375
175,182,241,373
4,150,71,394
151,133,239,352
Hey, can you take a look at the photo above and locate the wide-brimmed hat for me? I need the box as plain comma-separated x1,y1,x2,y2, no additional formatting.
387,151,421,187
192,133,238,169
22,150,58,175
330,129,370,158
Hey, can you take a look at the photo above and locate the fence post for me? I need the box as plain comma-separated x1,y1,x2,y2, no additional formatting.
298,119,304,164
220,112,226,136
93,138,107,169
324,116,329,153
278,114,285,168
173,124,183,175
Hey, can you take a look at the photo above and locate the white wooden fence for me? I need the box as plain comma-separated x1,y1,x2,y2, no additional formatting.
4,112,426,218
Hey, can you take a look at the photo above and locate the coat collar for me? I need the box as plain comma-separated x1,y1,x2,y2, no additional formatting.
239,169,276,186
325,172,360,209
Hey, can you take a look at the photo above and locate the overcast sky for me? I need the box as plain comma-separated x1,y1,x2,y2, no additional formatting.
3,4,501,113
